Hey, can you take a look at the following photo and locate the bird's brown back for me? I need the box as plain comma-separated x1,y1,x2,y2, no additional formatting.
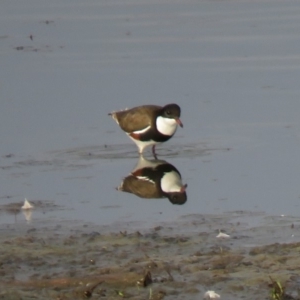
114,105,162,133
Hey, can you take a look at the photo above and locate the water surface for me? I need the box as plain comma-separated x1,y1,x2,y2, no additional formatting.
1,0,300,227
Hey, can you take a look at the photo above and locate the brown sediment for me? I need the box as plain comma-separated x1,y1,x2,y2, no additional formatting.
0,214,300,299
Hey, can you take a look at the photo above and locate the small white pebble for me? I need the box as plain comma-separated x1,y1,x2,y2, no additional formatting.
21,198,34,210
216,231,230,239
204,290,221,299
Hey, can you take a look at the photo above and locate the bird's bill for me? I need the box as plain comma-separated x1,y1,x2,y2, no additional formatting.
176,118,183,128
180,184,188,192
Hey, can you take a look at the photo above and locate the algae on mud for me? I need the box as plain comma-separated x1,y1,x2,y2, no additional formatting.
0,213,300,300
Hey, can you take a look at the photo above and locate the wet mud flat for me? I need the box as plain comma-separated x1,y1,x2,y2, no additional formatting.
1,213,300,300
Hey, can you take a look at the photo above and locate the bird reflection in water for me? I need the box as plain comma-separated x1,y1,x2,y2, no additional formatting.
117,155,187,205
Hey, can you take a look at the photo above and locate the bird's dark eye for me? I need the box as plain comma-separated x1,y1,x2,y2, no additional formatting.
166,110,171,115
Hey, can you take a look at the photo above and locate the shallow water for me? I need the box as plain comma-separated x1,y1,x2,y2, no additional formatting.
1,0,300,229
1,2,300,298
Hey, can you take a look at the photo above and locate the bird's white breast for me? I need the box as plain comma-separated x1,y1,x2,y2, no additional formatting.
160,171,182,193
156,116,177,136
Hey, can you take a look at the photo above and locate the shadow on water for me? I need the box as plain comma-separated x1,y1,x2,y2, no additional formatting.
117,155,187,205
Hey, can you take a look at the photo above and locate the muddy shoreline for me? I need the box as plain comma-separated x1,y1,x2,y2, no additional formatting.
1,212,300,300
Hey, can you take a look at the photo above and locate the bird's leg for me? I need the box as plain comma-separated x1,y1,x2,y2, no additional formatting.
152,145,158,160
